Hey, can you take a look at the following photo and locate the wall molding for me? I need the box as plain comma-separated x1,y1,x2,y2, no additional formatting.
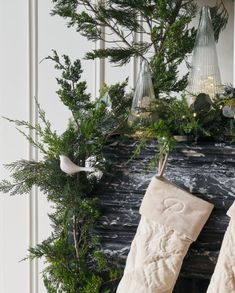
28,0,39,292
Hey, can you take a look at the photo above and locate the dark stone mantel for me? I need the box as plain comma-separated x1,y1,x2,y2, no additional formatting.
94,140,235,292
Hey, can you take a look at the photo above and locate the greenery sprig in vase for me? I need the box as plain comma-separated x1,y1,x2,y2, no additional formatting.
51,0,231,98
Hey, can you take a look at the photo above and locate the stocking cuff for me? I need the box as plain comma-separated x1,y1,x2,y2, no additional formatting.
139,176,214,241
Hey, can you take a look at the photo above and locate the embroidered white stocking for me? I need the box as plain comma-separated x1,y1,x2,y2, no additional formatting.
116,176,214,293
206,202,235,293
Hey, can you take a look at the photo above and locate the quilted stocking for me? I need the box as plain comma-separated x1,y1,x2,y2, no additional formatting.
206,202,235,293
116,176,214,293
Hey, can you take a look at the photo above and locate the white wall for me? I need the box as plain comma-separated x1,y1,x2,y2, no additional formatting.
0,1,234,292
0,1,30,293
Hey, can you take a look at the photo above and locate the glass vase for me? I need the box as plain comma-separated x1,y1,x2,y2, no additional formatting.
186,6,222,105
128,60,155,125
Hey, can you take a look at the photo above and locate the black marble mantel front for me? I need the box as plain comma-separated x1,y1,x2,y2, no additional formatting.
95,140,235,292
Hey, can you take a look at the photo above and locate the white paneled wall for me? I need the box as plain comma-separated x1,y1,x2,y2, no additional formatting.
0,1,30,293
0,1,234,293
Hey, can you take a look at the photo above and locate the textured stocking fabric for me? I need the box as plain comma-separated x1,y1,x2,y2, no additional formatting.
116,177,214,293
116,217,191,293
206,202,235,293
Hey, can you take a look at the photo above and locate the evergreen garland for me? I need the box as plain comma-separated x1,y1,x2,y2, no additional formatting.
131,90,235,162
0,52,130,293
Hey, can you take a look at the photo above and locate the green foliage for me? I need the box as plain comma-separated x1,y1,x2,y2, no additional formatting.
80,275,103,293
51,0,230,97
126,96,196,167
129,90,235,165
210,1,229,42
45,50,94,123
151,96,198,136
0,52,130,292
165,93,233,141
190,93,233,140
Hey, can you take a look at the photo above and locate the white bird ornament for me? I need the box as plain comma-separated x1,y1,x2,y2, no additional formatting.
59,155,96,175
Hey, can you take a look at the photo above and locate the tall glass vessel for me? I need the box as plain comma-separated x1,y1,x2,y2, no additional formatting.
128,60,155,125
187,6,221,105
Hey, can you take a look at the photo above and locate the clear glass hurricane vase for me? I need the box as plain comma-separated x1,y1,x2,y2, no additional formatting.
128,60,156,125
187,6,222,105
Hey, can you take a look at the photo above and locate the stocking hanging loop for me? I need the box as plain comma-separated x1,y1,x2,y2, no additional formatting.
157,153,168,178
